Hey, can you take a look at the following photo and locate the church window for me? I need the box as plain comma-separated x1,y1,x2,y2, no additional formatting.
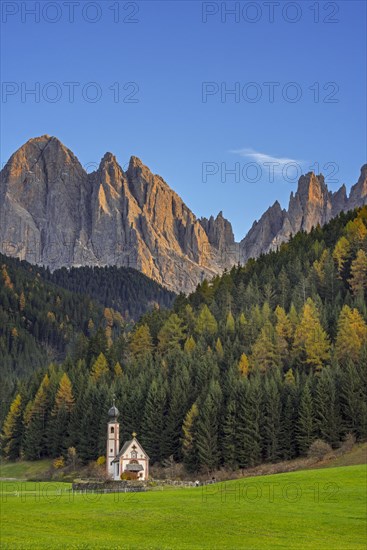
111,427,114,434
110,448,113,453
131,450,137,459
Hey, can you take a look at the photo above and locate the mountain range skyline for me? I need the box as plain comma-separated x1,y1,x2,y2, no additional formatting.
1,134,366,293
2,2,366,239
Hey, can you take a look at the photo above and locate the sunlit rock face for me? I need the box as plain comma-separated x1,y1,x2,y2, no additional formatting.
240,166,367,262
0,136,365,292
0,136,234,293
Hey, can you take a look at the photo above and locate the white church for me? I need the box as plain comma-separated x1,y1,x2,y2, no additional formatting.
106,401,150,481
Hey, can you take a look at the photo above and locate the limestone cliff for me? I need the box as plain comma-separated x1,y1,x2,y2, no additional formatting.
240,165,367,262
0,136,365,292
0,136,234,293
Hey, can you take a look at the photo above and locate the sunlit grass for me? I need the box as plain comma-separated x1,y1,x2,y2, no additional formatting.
1,465,366,549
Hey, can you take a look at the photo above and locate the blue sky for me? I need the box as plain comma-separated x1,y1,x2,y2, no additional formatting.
1,0,366,239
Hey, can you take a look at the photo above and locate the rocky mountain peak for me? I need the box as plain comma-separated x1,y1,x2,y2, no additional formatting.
348,163,367,209
100,152,118,166
0,136,237,292
240,164,366,263
0,135,365,293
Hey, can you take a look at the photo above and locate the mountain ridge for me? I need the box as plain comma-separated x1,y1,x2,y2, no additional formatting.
0,135,366,292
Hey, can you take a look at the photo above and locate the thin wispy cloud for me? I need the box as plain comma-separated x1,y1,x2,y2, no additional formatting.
230,148,303,175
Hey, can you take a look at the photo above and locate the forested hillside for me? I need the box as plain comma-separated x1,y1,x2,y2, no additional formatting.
0,257,174,423
45,265,175,320
1,208,366,472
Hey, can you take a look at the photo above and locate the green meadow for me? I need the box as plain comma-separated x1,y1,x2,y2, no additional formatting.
1,465,366,549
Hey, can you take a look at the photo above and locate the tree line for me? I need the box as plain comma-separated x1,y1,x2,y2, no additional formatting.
1,207,367,473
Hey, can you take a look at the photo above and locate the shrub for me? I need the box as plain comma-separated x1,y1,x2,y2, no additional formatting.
96,456,106,466
53,456,65,469
340,433,356,453
66,447,78,468
120,472,135,481
307,439,332,460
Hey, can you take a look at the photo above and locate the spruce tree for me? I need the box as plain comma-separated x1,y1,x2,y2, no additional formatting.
161,365,190,460
1,394,23,459
222,400,237,469
23,374,51,460
293,298,331,372
141,378,167,463
236,375,262,468
340,361,366,439
314,367,341,447
195,382,221,473
181,402,199,472
48,373,75,457
296,380,315,454
263,375,282,462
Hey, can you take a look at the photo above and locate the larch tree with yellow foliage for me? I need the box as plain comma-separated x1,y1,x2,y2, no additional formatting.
158,313,187,354
251,322,281,371
335,305,367,364
184,335,196,354
349,250,367,296
237,353,249,377
195,305,218,337
129,324,154,359
293,298,330,372
90,353,109,382
1,394,22,459
48,373,75,456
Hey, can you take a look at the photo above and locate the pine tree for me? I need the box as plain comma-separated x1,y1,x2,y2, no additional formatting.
340,361,366,439
114,362,123,378
48,373,75,457
141,378,167,463
90,353,109,382
296,381,315,454
333,236,350,276
274,306,293,366
195,382,221,472
263,375,282,462
335,305,367,364
181,402,199,472
129,324,153,358
19,291,26,312
293,298,330,372
195,305,218,337
75,382,106,462
215,337,224,359
158,314,187,354
237,353,249,377
1,394,23,459
162,365,190,461
184,335,196,354
349,250,367,296
280,386,297,460
251,322,280,371
225,312,235,335
314,367,341,446
236,376,262,468
54,373,75,412
23,374,51,460
222,400,237,469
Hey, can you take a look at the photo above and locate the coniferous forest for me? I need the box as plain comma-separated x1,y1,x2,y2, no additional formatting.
1,207,366,473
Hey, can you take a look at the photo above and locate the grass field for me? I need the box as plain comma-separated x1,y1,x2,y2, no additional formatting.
0,459,53,480
1,464,366,549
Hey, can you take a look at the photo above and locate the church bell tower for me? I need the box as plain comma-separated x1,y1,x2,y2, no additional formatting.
106,399,120,478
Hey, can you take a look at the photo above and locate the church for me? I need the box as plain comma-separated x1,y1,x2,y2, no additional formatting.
106,401,150,481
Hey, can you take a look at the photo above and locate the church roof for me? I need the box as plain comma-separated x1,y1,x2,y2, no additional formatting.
112,437,150,463
125,463,144,472
108,399,119,420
